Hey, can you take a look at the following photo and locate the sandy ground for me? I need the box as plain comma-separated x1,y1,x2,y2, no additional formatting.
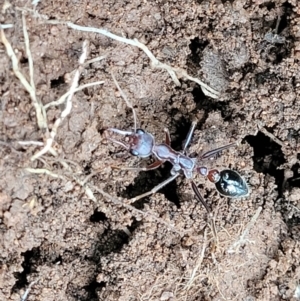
1,0,300,300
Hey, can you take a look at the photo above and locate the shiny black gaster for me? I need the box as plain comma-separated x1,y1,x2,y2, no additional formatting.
215,169,249,198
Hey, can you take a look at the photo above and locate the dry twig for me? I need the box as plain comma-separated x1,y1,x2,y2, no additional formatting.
0,24,13,29
183,228,208,291
44,80,105,109
30,40,89,161
25,167,64,179
0,16,47,130
21,278,39,301
17,9,220,95
227,206,262,253
42,20,219,98
260,127,284,147
22,13,35,91
44,55,106,110
18,141,44,146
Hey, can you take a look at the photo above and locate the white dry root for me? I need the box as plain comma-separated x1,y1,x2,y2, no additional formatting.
47,21,220,99
44,80,105,110
30,40,89,161
1,18,105,160
227,206,262,253
0,23,13,28
1,14,48,130
15,7,220,98
20,279,39,301
183,229,208,291
2,17,102,213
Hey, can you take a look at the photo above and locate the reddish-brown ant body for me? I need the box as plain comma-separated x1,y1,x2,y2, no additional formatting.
104,75,249,213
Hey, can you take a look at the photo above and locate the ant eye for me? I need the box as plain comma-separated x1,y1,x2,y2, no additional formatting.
130,149,139,156
136,129,145,134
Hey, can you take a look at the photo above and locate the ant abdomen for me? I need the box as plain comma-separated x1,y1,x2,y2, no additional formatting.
215,169,249,198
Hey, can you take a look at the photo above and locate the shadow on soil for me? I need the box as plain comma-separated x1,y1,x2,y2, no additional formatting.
12,248,40,292
245,129,286,196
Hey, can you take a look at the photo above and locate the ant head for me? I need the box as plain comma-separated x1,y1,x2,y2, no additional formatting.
126,129,154,158
104,128,154,158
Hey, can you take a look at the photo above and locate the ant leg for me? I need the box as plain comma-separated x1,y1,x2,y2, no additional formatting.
200,142,236,160
191,181,218,241
112,160,163,171
128,173,180,203
183,121,197,152
164,128,171,146
190,180,210,213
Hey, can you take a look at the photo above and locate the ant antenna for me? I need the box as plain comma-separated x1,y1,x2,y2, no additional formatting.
111,72,137,133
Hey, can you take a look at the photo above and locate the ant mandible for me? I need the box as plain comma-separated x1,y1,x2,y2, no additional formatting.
104,75,249,214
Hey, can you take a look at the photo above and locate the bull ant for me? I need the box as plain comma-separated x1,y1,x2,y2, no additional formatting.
104,75,249,214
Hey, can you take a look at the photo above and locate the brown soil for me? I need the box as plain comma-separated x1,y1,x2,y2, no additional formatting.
1,1,300,300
